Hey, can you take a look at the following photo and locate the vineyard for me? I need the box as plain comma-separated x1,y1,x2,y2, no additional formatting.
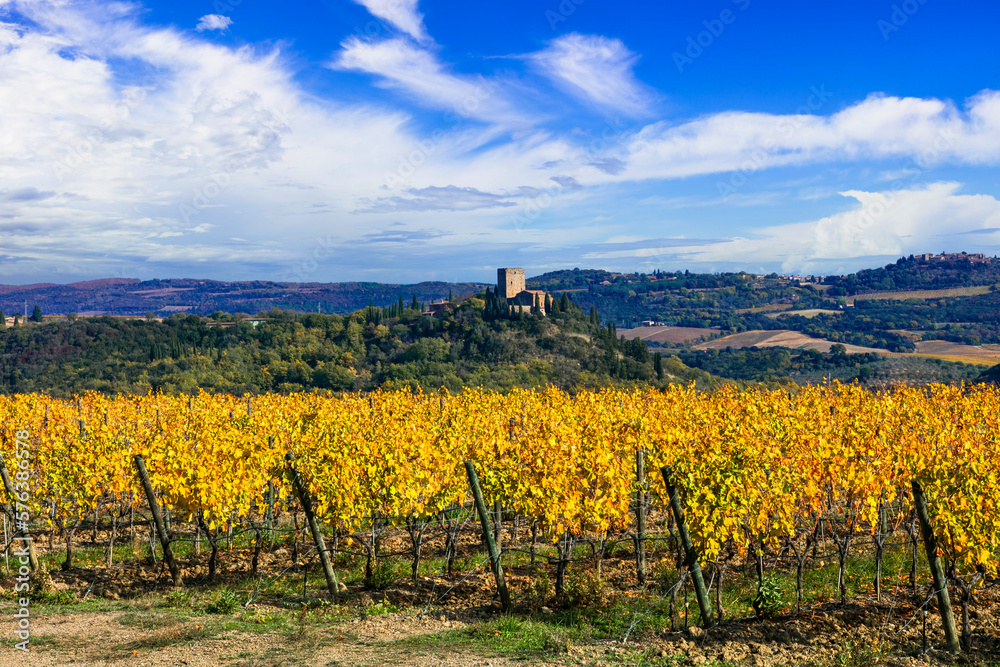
3,383,1000,662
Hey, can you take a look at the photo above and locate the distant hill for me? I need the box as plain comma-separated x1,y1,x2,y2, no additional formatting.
979,363,1000,385
0,279,489,318
823,252,1000,295
0,295,719,396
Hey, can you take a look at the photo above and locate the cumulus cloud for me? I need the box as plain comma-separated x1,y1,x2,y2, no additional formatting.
195,14,232,32
352,0,428,43
528,34,654,117
586,183,1000,274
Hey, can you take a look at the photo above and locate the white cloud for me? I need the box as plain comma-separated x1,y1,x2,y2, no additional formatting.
1,0,999,283
352,0,428,43
195,14,232,32
528,34,654,117
612,91,1000,185
586,183,1000,273
332,37,528,127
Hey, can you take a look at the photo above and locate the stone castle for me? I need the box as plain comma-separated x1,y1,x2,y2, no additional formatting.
497,268,547,314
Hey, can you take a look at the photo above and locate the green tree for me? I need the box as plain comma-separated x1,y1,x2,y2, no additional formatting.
30,305,43,322
653,352,663,380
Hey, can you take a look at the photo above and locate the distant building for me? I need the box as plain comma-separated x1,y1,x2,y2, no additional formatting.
423,300,454,316
497,267,547,314
918,251,991,263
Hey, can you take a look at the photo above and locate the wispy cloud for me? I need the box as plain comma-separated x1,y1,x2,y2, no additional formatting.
332,37,528,126
528,33,654,117
0,187,57,202
356,185,519,213
353,228,451,243
352,0,428,43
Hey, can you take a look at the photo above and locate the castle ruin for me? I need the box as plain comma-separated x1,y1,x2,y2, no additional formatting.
497,267,546,314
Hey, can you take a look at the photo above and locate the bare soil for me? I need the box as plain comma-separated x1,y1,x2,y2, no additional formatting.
619,327,721,345
692,330,887,355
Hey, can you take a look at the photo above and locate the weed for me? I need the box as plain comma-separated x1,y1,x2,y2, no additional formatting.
367,559,404,590
164,589,192,608
565,568,607,607
33,590,77,606
651,558,679,593
833,636,885,667
362,600,400,617
206,588,241,614
517,567,552,609
753,573,784,618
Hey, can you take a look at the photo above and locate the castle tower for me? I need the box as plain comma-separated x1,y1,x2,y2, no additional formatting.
497,267,525,300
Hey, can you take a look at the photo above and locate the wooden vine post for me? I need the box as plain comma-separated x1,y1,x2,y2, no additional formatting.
661,466,715,628
132,454,183,586
464,461,510,612
0,457,39,571
635,449,647,585
911,479,960,653
285,452,339,600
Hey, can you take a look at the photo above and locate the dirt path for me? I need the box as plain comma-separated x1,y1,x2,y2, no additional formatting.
0,609,532,667
3,599,996,666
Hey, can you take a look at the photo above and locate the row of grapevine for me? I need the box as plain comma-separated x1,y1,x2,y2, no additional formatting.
1,384,998,573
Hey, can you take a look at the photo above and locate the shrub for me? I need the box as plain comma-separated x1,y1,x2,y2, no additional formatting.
565,568,606,607
516,567,552,609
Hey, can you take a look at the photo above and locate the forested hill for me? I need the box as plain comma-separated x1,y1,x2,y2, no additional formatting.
0,278,488,318
0,296,716,396
822,254,1000,295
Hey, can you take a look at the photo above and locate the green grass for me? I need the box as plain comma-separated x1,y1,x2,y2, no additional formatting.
402,616,574,659
3,523,941,666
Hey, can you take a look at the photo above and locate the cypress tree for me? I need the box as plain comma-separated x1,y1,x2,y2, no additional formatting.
653,352,663,380
411,295,419,310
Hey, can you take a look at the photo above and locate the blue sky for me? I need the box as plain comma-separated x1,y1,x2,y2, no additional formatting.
1,0,999,284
